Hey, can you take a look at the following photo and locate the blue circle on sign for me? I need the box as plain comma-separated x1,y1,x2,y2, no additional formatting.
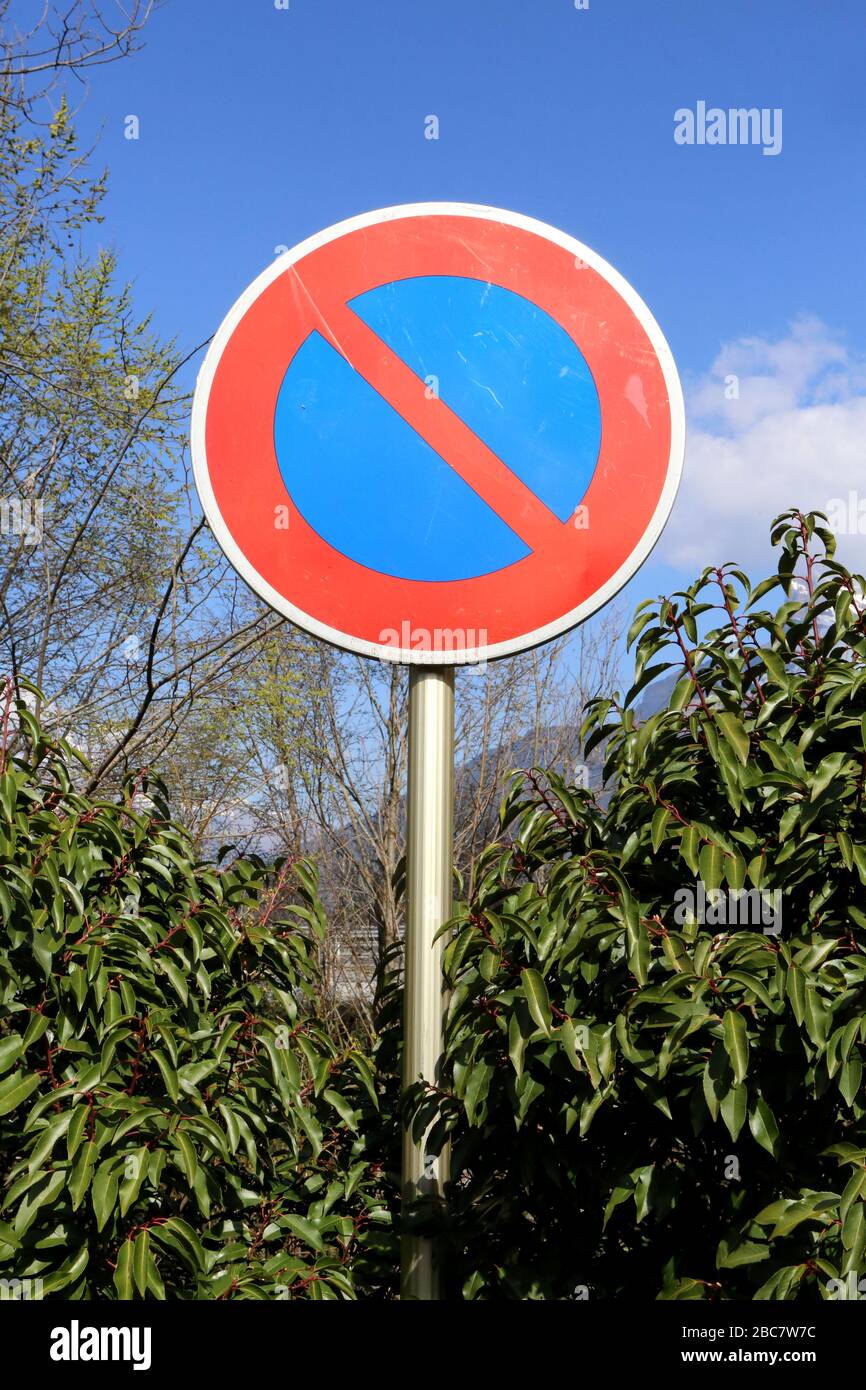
273,275,601,582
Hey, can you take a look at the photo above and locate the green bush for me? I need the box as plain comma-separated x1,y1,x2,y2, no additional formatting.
425,511,866,1300
0,696,394,1299
6,508,866,1303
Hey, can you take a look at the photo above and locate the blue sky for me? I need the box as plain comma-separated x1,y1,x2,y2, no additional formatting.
57,0,866,607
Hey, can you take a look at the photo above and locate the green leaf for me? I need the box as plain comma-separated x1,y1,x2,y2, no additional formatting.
559,1016,585,1075
521,969,551,1036
836,831,854,871
726,853,747,892
40,1243,89,1296
579,1088,605,1137
146,1248,165,1300
0,1219,20,1250
624,895,649,986
717,712,750,765
132,1229,150,1296
0,1070,40,1117
152,1050,179,1102
786,966,806,1026
11,1169,65,1237
723,1011,749,1086
700,843,725,892
669,675,694,713
173,1130,198,1188
720,1083,747,1141
679,825,700,874
754,1265,805,1300
0,1035,22,1074
842,1203,866,1271
803,985,829,1049
295,1106,324,1159
26,1109,72,1173
702,1058,720,1121
69,1139,98,1210
651,807,670,853
758,647,787,685
508,1010,527,1079
150,1217,205,1274
840,1056,863,1107
769,1197,835,1239
323,1088,358,1132
119,1148,150,1217
748,1095,780,1157
717,1237,770,1269
465,1060,493,1124
283,1213,325,1254
91,1158,119,1231
633,1164,654,1223
725,970,775,1011
657,1277,707,1301
840,1166,866,1223
66,1105,89,1162
114,1238,134,1300
602,1184,633,1230
160,956,188,1005
217,1102,241,1155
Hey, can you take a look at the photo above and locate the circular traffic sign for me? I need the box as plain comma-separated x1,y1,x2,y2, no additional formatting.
191,202,684,664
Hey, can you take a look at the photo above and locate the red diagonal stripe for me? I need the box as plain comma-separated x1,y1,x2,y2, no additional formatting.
292,279,566,553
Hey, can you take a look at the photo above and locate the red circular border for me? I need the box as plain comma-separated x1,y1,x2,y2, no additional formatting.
203,214,672,651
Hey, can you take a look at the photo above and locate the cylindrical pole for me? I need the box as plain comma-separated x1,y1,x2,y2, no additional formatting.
401,664,454,1300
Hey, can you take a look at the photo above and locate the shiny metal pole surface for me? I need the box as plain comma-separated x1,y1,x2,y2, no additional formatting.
401,665,454,1300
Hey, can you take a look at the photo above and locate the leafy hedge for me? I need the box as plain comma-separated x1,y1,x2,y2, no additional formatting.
0,698,394,1299
423,511,866,1300
5,509,866,1302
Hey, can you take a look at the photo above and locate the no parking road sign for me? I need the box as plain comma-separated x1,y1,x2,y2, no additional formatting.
191,202,685,664
192,204,686,1301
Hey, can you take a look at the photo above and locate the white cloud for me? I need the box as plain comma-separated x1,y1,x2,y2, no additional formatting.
660,317,866,578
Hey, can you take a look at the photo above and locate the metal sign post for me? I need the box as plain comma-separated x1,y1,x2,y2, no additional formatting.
401,665,454,1301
